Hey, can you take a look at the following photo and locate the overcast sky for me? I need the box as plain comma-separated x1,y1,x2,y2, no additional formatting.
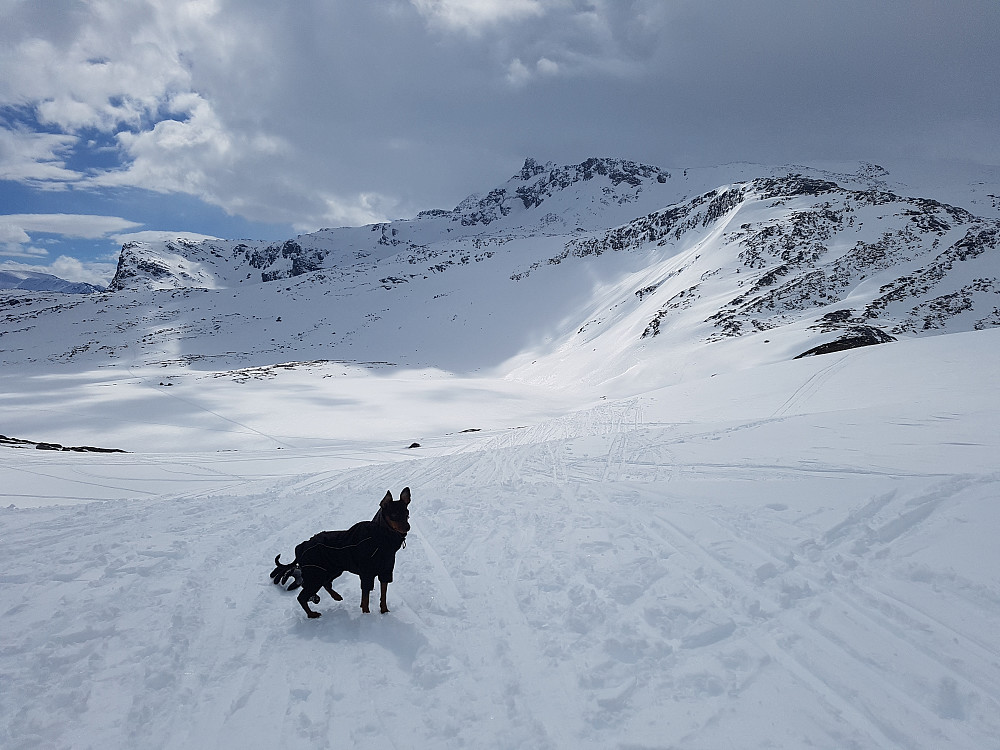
2,0,998,283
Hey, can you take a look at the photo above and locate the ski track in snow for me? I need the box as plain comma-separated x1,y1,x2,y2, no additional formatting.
2,377,999,750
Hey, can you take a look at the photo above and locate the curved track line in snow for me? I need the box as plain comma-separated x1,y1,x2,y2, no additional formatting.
644,477,997,748
646,513,926,748
127,354,299,449
1,461,160,498
771,351,852,418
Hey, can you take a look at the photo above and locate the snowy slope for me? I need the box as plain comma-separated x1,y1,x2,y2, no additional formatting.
1,157,999,749
1,329,998,749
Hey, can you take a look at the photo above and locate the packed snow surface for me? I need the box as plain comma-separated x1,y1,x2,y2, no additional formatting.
2,328,998,749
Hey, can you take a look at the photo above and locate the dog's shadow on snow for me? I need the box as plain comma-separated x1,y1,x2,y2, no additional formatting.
290,607,428,670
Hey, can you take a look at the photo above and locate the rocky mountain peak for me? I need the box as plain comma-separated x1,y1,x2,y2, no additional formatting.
449,157,672,228
109,240,219,291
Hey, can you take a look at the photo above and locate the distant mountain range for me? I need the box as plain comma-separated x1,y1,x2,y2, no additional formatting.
2,158,998,389
0,269,104,295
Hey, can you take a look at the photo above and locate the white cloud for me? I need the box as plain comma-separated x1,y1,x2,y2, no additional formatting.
505,58,533,88
506,56,563,87
48,255,97,282
86,91,290,220
0,1,205,133
0,128,81,185
0,222,31,244
111,230,220,245
410,0,544,32
0,214,142,239
536,57,560,76
94,94,233,194
0,213,142,265
311,191,404,231
0,244,49,259
0,256,116,286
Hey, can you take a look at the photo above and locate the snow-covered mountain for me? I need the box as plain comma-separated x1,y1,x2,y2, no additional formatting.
4,157,997,389
2,158,999,750
0,268,104,294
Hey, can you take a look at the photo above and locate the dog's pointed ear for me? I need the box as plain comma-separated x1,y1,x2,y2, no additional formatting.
380,490,393,508
400,487,411,506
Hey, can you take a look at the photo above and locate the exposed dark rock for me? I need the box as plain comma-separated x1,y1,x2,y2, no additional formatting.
642,285,701,338
459,157,670,226
794,326,896,358
109,242,172,290
753,175,842,199
0,434,127,453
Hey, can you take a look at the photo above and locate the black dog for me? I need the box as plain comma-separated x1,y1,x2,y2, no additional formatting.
270,487,411,618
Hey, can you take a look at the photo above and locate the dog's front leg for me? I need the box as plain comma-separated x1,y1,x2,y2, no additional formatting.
379,579,390,614
360,588,371,614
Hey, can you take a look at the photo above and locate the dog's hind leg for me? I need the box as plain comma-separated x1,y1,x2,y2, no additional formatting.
297,584,323,618
322,582,343,601
296,566,342,618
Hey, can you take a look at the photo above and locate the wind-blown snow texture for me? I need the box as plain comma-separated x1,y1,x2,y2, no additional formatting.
1,159,999,749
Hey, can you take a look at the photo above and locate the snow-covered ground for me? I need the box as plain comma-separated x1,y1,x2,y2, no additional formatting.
2,327,998,749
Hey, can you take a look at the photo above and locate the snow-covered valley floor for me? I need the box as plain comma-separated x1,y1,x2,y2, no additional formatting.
2,329,999,749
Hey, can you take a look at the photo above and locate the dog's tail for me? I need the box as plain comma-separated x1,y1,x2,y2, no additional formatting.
269,554,302,589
